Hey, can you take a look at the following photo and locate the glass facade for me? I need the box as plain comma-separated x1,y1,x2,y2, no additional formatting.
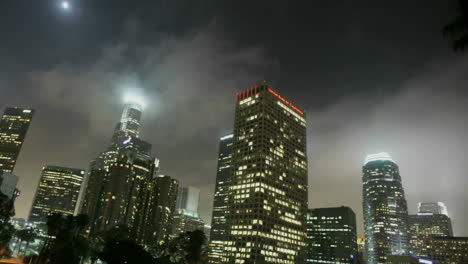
29,166,84,224
423,236,468,263
0,107,34,173
362,153,409,264
408,213,453,257
221,82,308,264
306,207,357,264
119,102,142,138
209,133,234,263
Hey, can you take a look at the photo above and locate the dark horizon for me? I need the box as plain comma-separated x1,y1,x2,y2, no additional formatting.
1,0,468,238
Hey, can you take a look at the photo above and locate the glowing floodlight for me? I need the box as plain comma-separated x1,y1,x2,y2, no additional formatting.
124,94,145,108
364,152,395,165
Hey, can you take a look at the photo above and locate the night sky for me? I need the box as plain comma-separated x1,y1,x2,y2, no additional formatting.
1,0,467,236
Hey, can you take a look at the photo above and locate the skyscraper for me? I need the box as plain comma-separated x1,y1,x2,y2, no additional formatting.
176,186,201,212
29,166,85,224
221,82,308,264
140,175,179,245
209,133,234,263
362,152,409,264
306,207,358,264
119,97,143,138
423,236,468,263
171,209,205,239
0,107,34,173
418,202,448,216
408,202,453,257
171,186,204,238
80,97,167,244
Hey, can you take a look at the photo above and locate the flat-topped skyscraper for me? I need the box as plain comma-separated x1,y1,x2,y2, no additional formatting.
418,202,448,216
220,82,308,264
362,152,409,264
306,206,358,264
29,166,85,224
209,134,234,263
0,107,34,173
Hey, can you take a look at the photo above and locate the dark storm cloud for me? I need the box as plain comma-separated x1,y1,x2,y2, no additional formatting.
11,26,273,224
1,0,467,238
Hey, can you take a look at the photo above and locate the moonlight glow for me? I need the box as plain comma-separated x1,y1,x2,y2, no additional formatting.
61,1,70,10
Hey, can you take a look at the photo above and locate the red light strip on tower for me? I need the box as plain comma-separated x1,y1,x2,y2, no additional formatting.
268,88,304,115
236,85,260,103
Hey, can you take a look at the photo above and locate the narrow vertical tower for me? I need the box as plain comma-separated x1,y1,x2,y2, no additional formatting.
0,107,34,173
209,134,234,263
119,96,143,138
362,153,409,264
222,82,308,264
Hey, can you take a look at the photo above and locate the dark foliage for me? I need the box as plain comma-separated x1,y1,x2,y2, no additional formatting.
99,226,158,264
444,0,468,51
0,185,15,258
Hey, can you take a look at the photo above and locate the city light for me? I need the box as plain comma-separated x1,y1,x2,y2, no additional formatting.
124,94,145,108
364,152,395,165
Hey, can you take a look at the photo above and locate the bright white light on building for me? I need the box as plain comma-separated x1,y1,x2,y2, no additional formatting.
364,152,395,165
220,134,234,141
124,94,145,108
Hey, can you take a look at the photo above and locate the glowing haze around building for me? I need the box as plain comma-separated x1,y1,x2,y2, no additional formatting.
120,95,144,138
364,152,395,165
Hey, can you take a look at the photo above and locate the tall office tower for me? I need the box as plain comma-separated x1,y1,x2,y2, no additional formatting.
95,152,157,233
170,209,205,239
0,107,34,173
418,202,448,216
362,153,409,264
408,203,453,257
80,97,163,241
306,207,358,264
139,175,179,245
171,186,204,238
176,186,201,212
208,133,234,263
119,97,143,138
423,236,468,263
29,166,84,224
221,82,308,264
0,171,19,199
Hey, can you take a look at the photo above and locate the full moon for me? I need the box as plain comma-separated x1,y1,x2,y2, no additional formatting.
61,1,70,9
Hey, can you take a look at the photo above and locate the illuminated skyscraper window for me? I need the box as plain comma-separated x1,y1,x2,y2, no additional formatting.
29,166,84,224
306,207,358,264
209,133,234,263
0,107,34,173
220,82,308,264
362,153,409,264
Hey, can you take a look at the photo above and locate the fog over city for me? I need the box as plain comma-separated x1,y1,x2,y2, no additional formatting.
1,0,467,237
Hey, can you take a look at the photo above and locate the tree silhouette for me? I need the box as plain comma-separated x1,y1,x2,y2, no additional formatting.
15,227,37,256
98,226,157,264
36,213,91,264
0,187,15,258
444,0,468,51
156,230,208,264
